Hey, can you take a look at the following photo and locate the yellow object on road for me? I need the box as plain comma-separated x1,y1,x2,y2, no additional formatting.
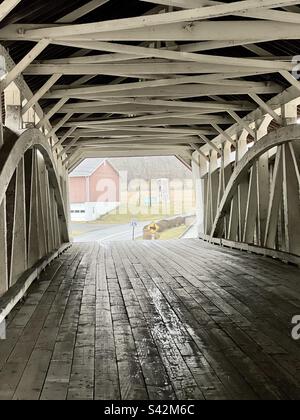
149,223,160,233
143,222,161,240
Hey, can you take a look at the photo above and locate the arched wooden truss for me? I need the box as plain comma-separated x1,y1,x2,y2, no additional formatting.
1,0,300,273
198,122,300,256
0,127,69,296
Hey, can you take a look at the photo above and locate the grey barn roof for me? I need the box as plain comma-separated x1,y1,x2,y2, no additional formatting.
110,156,192,181
70,157,192,181
69,159,105,177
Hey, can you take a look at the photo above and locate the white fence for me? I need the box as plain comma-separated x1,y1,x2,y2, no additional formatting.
70,202,120,222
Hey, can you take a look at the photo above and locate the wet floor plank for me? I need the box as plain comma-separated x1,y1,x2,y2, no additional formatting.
0,240,300,400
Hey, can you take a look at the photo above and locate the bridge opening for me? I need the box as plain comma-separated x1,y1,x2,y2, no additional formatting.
68,156,197,242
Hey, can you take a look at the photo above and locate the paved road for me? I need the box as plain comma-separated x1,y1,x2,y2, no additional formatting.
71,221,151,243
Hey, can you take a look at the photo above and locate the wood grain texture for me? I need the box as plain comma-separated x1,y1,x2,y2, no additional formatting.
0,239,300,400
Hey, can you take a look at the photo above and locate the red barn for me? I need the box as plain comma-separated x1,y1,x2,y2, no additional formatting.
69,159,120,221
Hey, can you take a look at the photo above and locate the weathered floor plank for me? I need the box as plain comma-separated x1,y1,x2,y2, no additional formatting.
0,239,300,400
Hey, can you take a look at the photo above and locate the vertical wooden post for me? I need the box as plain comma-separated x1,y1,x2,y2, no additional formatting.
36,153,47,257
280,102,300,254
192,150,209,236
4,82,22,133
264,147,283,249
210,150,219,222
228,130,247,241
191,154,202,236
237,131,250,241
243,162,258,243
27,150,40,268
256,121,270,246
10,159,27,286
217,141,232,238
0,89,8,295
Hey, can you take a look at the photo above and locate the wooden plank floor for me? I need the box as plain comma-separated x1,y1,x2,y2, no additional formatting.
1,239,300,400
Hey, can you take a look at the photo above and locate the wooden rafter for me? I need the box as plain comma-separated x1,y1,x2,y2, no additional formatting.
16,1,300,38
0,0,22,22
1,0,300,165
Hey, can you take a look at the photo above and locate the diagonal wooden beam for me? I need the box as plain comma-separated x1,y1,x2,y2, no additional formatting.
0,0,22,22
279,70,300,93
176,39,275,53
176,155,192,170
211,123,236,145
248,93,283,124
57,97,255,112
68,135,200,143
22,1,300,38
58,135,80,159
41,52,146,65
36,75,95,130
44,73,276,100
3,21,300,42
228,111,256,137
59,125,217,136
244,43,300,93
70,143,191,151
140,0,215,7
50,40,293,72
141,0,300,24
20,5,102,121
46,113,73,139
22,74,61,114
63,135,213,143
64,112,234,127
63,145,81,166
53,127,77,149
37,8,163,129
37,98,69,129
25,61,292,75
56,0,110,24
190,143,210,162
198,134,221,154
0,39,50,90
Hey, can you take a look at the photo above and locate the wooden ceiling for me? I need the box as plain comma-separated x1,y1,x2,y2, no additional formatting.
1,0,300,168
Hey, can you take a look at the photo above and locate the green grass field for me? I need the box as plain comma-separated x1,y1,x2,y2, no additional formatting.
94,204,183,224
158,225,188,240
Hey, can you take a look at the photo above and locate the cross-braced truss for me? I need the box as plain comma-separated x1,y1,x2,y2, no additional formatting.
0,0,300,270
0,127,69,295
1,0,300,169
